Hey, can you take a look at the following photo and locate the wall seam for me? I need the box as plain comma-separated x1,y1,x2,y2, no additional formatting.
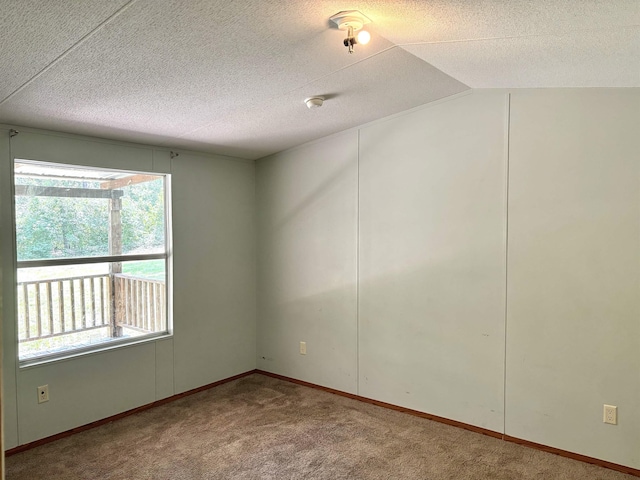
170,155,176,398
253,159,258,373
154,342,158,400
7,134,20,446
356,129,361,396
502,92,512,436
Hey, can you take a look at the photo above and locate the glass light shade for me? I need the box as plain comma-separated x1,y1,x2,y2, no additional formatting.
356,30,371,45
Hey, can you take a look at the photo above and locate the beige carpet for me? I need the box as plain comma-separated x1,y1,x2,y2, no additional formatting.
5,373,636,479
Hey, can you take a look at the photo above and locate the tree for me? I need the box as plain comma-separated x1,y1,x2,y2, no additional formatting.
15,177,165,260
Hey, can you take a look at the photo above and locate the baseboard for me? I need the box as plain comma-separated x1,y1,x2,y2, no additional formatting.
6,368,639,477
503,435,640,478
5,369,257,457
256,370,640,478
256,370,502,438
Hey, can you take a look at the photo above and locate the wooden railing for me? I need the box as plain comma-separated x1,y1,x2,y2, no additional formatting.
17,274,165,343
114,274,166,333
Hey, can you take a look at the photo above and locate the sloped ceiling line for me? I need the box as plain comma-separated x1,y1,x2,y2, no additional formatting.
0,0,138,107
175,44,401,141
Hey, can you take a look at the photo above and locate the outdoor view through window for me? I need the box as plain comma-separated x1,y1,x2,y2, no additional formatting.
14,160,170,362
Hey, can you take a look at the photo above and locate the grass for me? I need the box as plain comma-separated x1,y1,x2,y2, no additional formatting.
19,259,166,282
122,259,165,281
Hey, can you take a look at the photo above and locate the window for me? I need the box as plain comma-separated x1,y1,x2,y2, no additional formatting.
14,160,171,362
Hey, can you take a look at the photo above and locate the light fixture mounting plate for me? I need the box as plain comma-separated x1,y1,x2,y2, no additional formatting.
329,10,371,31
304,97,324,109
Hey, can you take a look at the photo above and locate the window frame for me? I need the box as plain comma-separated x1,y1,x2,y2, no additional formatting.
13,159,173,366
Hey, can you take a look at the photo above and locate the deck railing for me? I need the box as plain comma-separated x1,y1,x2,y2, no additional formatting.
17,274,165,343
114,274,166,333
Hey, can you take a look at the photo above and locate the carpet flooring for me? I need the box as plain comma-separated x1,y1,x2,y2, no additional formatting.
5,373,636,479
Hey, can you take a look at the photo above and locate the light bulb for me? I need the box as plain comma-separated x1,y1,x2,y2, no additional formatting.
356,30,371,45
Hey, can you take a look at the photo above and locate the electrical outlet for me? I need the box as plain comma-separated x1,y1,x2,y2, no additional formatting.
603,404,617,425
37,385,49,404
299,341,307,355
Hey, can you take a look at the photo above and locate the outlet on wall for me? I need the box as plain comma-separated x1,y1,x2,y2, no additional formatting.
299,341,307,355
37,385,49,404
603,404,617,425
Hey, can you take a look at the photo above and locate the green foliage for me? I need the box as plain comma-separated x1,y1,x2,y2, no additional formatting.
121,178,165,254
15,175,166,261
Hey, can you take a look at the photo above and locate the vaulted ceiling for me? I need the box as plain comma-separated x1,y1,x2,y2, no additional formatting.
1,1,638,159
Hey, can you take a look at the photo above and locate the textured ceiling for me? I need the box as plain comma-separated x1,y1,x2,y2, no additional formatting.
0,1,637,160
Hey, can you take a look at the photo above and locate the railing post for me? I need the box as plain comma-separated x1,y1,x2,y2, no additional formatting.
109,192,123,337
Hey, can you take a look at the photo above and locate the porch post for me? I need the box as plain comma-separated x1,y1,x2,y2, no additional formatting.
109,192,123,337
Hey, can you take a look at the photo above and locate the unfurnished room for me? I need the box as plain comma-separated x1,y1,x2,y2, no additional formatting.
0,1,638,479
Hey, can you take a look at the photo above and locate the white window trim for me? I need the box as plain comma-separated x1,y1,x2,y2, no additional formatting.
13,160,173,366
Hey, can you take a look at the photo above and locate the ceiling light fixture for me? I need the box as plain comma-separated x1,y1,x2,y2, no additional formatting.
329,10,371,54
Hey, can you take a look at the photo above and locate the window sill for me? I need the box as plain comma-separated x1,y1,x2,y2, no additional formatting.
18,332,172,369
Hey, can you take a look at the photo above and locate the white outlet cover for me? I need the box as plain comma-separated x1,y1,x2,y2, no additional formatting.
603,404,617,425
38,384,49,403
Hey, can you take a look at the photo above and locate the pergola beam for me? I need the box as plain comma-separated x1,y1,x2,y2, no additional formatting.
14,185,123,199
100,174,157,190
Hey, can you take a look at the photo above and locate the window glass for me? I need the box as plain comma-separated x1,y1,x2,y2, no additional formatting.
14,160,170,362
